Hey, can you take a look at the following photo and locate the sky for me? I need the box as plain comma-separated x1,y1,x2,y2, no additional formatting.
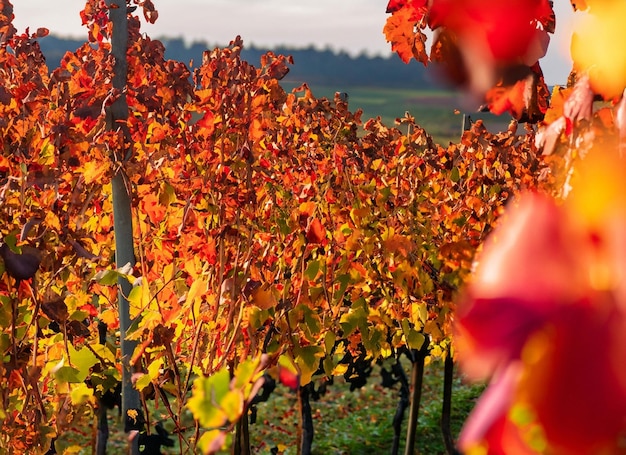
13,1,576,84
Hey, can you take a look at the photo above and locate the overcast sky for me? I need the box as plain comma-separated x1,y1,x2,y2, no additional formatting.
13,0,575,84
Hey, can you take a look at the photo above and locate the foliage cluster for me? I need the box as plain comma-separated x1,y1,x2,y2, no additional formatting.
0,0,553,452
386,1,626,454
1,0,625,454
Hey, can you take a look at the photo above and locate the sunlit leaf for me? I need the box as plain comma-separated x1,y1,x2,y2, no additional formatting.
70,382,94,405
188,369,231,428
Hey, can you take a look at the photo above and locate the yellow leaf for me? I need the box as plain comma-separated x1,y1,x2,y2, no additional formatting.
571,2,626,98
185,277,206,308
82,160,110,184
99,309,118,328
70,382,94,406
250,285,278,310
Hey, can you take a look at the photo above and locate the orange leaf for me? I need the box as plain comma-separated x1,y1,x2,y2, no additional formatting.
383,7,428,65
306,218,326,244
141,192,166,225
484,67,548,122
195,111,215,138
543,86,572,125
249,285,278,310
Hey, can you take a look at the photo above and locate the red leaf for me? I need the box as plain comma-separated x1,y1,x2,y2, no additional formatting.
386,0,428,21
195,111,215,138
425,0,553,97
141,0,159,24
306,218,326,244
278,366,299,391
429,0,553,63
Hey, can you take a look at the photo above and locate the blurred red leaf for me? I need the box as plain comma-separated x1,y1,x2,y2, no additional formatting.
278,366,299,391
429,0,552,63
456,164,626,453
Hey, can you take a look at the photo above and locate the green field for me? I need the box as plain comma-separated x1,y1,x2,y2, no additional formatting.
281,82,513,145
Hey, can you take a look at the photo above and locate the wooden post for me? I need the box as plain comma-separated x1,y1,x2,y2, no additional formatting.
105,1,142,454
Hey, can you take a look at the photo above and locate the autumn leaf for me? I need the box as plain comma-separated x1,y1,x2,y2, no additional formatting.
456,160,626,454
140,192,166,225
194,111,215,137
484,66,548,122
249,284,278,310
306,217,326,244
542,85,572,125
426,0,553,97
82,160,110,184
385,0,428,21
571,1,626,98
429,0,552,63
278,366,299,391
277,355,299,391
140,0,159,24
383,6,428,65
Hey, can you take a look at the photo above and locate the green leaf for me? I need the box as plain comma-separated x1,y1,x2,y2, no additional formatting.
333,274,351,304
402,319,426,350
489,184,502,196
339,299,368,336
450,166,460,182
91,343,116,363
134,373,152,392
92,263,133,286
188,368,232,428
159,182,176,206
127,285,143,309
304,260,320,280
68,345,99,382
232,359,258,389
93,269,122,286
135,357,163,392
324,331,336,355
54,366,82,383
70,382,94,405
293,345,324,385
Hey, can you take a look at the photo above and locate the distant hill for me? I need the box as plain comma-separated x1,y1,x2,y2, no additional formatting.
37,35,436,91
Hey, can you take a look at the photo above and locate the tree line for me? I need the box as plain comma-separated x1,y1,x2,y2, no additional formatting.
38,34,436,90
